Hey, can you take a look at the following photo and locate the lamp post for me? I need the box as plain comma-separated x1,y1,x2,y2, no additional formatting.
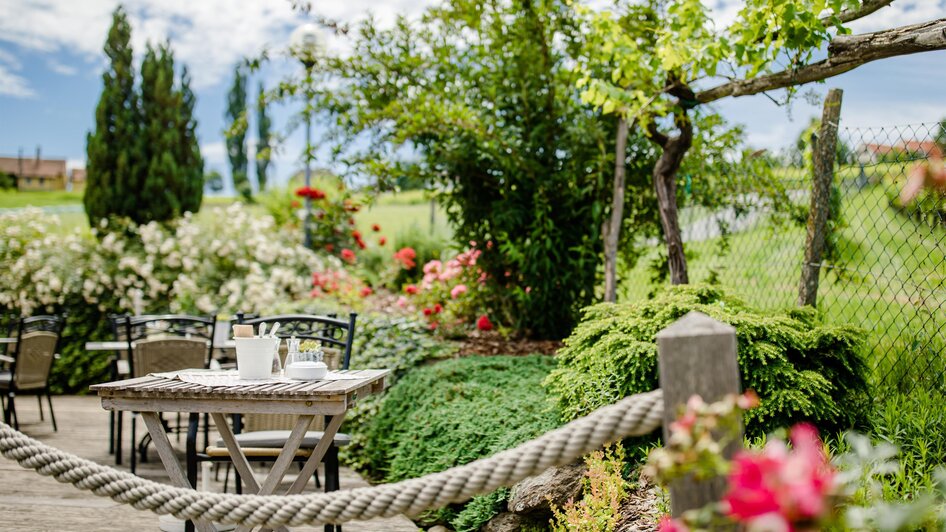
290,23,324,248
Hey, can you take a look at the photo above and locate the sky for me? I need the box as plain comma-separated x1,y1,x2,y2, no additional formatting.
0,0,943,193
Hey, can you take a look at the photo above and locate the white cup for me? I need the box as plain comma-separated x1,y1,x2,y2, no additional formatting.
235,337,279,380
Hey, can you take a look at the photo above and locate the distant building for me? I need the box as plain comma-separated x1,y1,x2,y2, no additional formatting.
0,149,68,191
856,140,943,164
69,168,87,191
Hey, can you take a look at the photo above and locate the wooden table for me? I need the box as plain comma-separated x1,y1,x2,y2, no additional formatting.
85,340,237,351
91,369,390,532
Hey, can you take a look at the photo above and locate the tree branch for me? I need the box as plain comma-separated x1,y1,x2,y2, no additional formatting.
697,18,946,104
646,120,669,147
837,0,896,25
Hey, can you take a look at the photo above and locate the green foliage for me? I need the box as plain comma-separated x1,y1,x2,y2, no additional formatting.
350,355,559,483
84,6,139,225
84,8,203,225
204,170,224,193
451,488,509,532
545,285,870,436
314,0,624,338
550,443,627,532
255,81,272,191
0,172,15,190
339,314,456,471
226,65,250,201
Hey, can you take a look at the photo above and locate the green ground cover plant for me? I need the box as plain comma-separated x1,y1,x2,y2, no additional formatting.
546,285,870,437
348,355,560,530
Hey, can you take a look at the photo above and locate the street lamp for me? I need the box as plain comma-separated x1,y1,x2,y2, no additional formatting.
289,23,325,248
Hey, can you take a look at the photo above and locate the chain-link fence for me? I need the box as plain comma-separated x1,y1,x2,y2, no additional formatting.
621,121,946,397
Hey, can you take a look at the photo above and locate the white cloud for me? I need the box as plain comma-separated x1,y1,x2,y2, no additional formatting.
66,158,85,170
201,141,227,167
0,63,35,98
0,0,439,90
47,59,77,76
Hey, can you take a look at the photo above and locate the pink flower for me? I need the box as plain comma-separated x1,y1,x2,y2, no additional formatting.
359,286,373,297
450,284,468,299
341,248,356,263
724,424,835,526
396,296,409,308
476,315,493,331
394,247,417,269
658,515,689,532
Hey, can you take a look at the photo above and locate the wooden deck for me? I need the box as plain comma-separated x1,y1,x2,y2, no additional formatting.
0,395,418,531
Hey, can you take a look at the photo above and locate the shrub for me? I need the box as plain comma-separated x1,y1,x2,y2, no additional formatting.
348,355,560,527
550,443,628,532
545,285,869,437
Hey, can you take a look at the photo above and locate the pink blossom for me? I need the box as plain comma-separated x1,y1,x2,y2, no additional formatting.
450,284,468,299
658,515,689,532
396,296,409,308
724,423,835,527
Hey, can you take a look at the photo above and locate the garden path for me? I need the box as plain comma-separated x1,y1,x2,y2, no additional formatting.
0,395,418,532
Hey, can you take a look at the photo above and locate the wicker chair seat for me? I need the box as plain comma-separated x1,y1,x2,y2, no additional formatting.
204,430,350,458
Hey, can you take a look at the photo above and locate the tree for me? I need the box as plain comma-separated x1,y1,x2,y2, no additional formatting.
255,81,272,191
84,6,139,224
226,65,251,201
177,66,204,213
138,44,182,222
314,1,637,337
577,0,946,285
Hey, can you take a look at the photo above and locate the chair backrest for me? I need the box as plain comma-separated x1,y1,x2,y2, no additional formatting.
235,313,357,370
11,315,64,391
123,314,216,377
131,338,210,377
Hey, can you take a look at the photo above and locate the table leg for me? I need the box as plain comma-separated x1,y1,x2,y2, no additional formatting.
140,412,216,532
285,413,345,495
213,413,316,532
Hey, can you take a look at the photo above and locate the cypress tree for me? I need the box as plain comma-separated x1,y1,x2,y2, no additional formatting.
178,66,204,213
138,43,181,222
255,81,272,192
84,6,138,225
225,66,250,200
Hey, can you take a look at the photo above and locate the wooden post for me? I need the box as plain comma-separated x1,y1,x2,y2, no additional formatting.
798,88,843,307
657,311,741,517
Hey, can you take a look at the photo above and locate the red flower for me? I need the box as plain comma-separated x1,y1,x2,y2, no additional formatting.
404,284,419,295
324,244,334,253
422,307,433,316
294,186,326,200
352,230,362,239
433,303,443,314
360,286,373,297
356,237,367,250
341,248,356,263
393,247,417,269
290,200,301,208
476,315,493,331
428,321,439,330
371,223,381,232
378,236,387,246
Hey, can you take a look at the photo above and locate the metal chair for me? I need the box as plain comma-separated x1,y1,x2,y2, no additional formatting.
121,314,216,474
0,315,65,431
188,312,356,532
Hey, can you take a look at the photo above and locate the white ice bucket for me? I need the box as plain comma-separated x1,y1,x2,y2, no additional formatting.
234,337,279,380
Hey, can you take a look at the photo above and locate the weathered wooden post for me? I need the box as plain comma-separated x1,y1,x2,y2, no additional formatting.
798,88,843,307
657,311,741,517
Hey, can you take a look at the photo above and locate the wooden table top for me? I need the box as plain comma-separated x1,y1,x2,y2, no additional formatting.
91,369,389,401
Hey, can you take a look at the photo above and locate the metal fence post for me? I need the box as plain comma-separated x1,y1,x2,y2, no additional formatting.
657,311,742,517
798,88,843,307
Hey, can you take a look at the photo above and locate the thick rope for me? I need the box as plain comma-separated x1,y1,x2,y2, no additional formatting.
0,389,663,527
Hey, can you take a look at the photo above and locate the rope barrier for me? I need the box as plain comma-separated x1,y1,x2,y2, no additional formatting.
0,389,663,527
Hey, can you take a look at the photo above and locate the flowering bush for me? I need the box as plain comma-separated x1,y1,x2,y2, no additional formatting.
648,393,946,532
398,244,494,333
0,205,332,391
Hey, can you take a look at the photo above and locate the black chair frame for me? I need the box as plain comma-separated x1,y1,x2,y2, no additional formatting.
1,314,65,431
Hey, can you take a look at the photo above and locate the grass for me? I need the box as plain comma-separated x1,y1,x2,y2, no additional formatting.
619,180,946,393
0,189,83,208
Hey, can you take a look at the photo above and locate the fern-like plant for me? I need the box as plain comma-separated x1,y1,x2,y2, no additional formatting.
545,285,869,436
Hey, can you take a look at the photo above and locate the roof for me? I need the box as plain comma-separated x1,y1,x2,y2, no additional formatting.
0,156,67,178
899,140,943,159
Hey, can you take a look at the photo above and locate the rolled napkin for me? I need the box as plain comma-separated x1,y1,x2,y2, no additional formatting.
232,324,254,338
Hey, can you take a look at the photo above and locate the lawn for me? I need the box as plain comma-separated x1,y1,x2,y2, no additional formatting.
0,189,83,208
619,181,946,392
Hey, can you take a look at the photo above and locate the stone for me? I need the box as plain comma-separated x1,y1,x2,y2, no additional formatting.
427,526,450,532
507,461,586,516
482,512,527,532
